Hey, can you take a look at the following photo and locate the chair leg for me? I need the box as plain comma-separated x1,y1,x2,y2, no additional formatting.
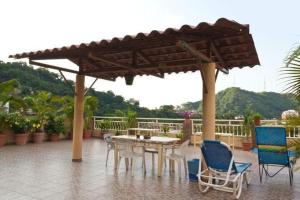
117,157,122,172
259,164,263,183
178,160,181,178
288,166,293,186
152,153,155,170
131,158,135,176
125,158,129,171
143,156,146,175
183,158,187,176
106,149,110,167
164,158,167,169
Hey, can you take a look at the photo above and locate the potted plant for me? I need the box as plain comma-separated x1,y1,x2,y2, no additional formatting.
0,112,7,147
8,112,29,145
162,124,169,135
63,97,74,139
44,117,64,142
127,111,137,135
242,110,253,151
182,111,193,142
29,117,44,143
251,113,262,147
99,120,111,139
176,132,183,144
83,96,99,139
253,113,262,126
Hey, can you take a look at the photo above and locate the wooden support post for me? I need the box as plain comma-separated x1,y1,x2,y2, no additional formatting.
202,63,216,140
72,74,85,162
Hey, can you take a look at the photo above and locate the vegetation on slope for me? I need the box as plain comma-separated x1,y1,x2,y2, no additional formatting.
182,87,298,119
0,61,180,118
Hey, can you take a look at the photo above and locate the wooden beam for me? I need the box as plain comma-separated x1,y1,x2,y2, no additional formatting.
88,52,163,79
132,50,137,67
83,59,201,74
200,69,208,93
215,69,219,82
210,41,229,74
176,40,212,63
29,60,79,74
137,50,155,65
58,70,75,94
84,78,98,96
88,52,137,73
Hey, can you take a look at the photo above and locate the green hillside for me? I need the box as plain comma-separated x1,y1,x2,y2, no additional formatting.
182,87,298,119
0,61,179,118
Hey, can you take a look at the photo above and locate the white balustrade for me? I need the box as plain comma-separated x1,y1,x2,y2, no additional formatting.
93,116,300,139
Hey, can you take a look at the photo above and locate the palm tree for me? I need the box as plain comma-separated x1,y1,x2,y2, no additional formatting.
24,91,54,127
281,45,300,97
84,96,99,130
281,44,300,164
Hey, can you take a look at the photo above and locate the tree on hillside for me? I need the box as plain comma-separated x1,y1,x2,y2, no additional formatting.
0,79,25,112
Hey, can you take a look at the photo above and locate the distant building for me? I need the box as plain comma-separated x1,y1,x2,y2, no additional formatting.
281,110,299,120
3,102,9,113
235,115,244,120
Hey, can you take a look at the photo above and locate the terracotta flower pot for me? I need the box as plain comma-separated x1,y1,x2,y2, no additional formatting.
68,131,73,140
242,141,252,151
33,132,44,143
83,130,92,139
50,134,60,142
0,134,6,147
254,118,261,126
15,133,28,145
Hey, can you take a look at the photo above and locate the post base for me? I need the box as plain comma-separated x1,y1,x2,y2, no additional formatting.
72,158,82,162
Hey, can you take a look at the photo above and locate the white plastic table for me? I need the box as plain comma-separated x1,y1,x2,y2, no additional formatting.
112,135,179,177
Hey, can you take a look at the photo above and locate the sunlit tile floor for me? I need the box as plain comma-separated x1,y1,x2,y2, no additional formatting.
0,139,299,200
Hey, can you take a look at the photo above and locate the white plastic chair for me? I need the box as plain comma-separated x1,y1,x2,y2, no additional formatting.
117,142,146,176
165,139,190,178
103,133,114,167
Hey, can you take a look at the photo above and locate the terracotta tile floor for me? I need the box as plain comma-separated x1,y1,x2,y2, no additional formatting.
0,139,299,200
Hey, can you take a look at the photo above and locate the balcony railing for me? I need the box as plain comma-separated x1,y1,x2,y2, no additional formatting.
93,116,299,138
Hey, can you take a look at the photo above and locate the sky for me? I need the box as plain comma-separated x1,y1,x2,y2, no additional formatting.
1,0,300,109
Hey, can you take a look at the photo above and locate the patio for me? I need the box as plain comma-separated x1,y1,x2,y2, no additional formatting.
0,139,299,200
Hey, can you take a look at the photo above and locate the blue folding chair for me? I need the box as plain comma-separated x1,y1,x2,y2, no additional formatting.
255,127,294,185
198,140,251,199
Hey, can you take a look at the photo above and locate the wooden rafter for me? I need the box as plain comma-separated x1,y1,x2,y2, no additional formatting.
88,52,137,74
200,69,208,93
137,50,155,65
215,69,220,82
58,70,75,94
132,50,137,68
210,41,229,74
29,60,79,74
84,78,98,96
83,59,201,74
176,40,212,63
88,52,163,78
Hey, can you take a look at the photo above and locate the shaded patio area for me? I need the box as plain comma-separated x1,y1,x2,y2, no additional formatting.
0,139,299,200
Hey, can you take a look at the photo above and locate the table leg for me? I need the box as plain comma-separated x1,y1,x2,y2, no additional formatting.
125,158,129,171
158,145,163,177
171,147,175,172
114,142,118,171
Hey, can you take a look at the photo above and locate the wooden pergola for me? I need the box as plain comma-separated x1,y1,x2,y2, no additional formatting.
10,18,259,162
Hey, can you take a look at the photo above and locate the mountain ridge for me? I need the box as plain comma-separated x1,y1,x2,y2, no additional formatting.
180,87,298,119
